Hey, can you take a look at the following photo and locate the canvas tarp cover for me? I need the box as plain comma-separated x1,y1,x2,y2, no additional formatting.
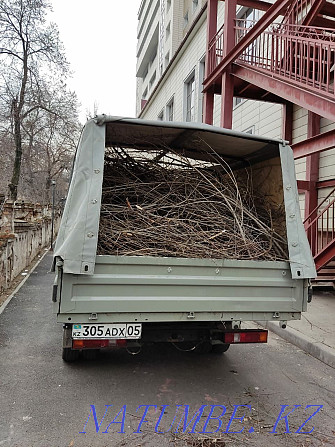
53,116,316,279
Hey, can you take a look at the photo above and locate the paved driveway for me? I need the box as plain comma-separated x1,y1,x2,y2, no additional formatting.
1,254,334,447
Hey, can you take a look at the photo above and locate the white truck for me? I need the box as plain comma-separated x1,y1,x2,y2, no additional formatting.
52,116,315,362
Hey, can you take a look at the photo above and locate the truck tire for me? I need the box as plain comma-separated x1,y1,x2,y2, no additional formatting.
195,340,213,354
211,343,230,354
82,349,98,360
62,348,80,362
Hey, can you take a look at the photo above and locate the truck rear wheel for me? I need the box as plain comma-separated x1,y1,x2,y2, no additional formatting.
195,340,213,354
211,343,230,354
62,348,80,362
82,349,98,360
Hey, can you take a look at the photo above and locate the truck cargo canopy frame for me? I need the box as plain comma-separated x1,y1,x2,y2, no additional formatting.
53,116,316,279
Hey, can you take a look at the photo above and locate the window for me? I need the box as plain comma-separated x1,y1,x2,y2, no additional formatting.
166,97,174,121
236,8,258,63
242,125,254,134
233,97,244,108
192,0,199,12
185,73,195,122
166,22,171,40
198,57,205,122
167,0,171,12
157,110,164,121
142,87,148,99
150,50,157,64
184,12,189,28
149,71,156,89
143,66,148,80
237,8,257,28
165,52,170,68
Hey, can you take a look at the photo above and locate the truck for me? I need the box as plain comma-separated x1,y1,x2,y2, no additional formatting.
52,116,316,362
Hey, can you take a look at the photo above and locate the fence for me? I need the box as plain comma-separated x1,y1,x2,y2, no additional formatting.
0,201,60,294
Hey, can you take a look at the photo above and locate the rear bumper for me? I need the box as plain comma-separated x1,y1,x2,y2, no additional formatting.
62,322,268,349
57,310,303,324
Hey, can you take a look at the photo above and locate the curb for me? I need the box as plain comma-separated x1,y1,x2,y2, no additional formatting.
263,321,335,369
0,249,50,316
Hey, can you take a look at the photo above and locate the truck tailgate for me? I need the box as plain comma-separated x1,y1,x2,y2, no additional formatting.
58,256,307,320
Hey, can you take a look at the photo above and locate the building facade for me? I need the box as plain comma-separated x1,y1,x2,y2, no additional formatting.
136,0,207,116
136,0,335,280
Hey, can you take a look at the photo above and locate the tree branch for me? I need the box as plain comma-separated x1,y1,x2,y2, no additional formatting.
0,48,24,61
22,104,60,119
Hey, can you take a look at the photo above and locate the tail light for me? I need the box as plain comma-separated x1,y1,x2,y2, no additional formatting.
224,330,268,344
72,339,127,349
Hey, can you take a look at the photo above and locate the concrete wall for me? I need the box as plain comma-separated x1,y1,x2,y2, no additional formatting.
0,202,60,294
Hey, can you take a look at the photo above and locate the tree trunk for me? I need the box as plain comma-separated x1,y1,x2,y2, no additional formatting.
8,98,23,201
46,174,52,203
8,43,28,202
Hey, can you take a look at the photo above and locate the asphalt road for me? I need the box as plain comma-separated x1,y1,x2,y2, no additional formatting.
0,253,334,447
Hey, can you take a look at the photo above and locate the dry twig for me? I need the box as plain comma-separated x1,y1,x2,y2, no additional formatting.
97,145,287,261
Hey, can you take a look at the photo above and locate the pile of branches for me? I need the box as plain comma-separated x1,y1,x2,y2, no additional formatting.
97,146,288,261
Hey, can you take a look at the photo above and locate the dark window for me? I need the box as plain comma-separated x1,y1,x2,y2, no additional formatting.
185,76,195,122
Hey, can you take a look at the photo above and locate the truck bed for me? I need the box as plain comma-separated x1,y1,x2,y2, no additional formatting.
56,255,307,324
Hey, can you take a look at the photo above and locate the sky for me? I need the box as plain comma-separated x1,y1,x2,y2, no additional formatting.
48,0,142,123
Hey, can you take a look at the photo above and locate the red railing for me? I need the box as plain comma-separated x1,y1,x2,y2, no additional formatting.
207,19,335,99
235,20,335,98
304,187,335,260
281,0,315,25
207,24,224,76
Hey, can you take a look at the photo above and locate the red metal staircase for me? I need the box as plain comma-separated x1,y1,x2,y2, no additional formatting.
283,0,335,28
204,0,335,279
206,3,335,120
304,187,335,278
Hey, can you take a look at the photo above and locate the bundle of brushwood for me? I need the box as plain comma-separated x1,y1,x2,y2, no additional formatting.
97,146,288,260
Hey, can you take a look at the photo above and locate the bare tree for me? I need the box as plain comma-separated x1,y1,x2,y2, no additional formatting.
0,0,70,200
20,81,81,202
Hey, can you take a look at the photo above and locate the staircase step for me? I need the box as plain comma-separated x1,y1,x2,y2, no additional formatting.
232,63,335,121
316,258,335,273
320,1,335,18
312,279,335,289
314,239,335,271
314,14,335,28
317,270,335,277
313,257,335,285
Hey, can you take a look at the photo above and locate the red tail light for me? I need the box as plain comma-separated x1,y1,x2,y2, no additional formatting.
72,339,127,349
224,330,268,344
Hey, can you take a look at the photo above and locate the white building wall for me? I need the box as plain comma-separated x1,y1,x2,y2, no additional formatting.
317,117,335,211
232,100,282,138
319,118,335,183
171,0,184,54
292,109,335,179
292,106,308,182
136,0,160,116
292,107,335,217
137,0,209,117
292,109,335,185
138,2,335,222
140,1,283,141
140,13,207,121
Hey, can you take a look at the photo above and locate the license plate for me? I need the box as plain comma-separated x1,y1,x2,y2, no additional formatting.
72,323,142,339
